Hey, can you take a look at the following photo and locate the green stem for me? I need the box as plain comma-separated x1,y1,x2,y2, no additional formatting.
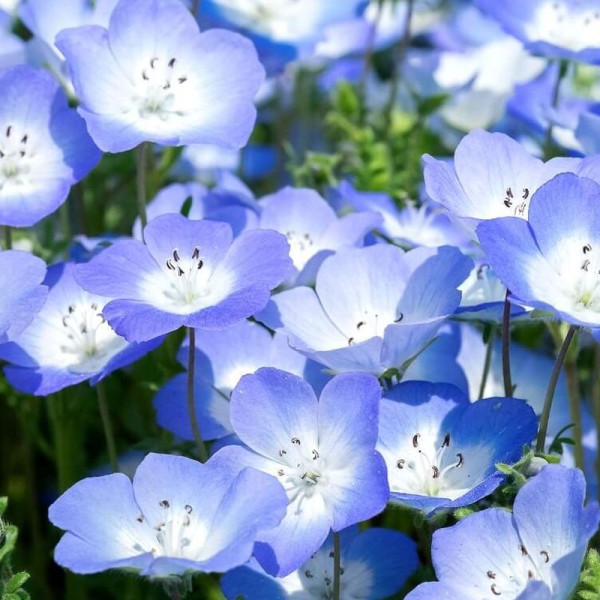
332,531,341,600
48,395,74,493
592,346,600,499
3,225,11,249
96,381,119,473
501,290,513,397
60,201,71,242
565,360,584,469
543,59,569,159
359,0,384,100
478,327,495,400
136,142,149,233
187,328,208,462
535,325,578,453
385,0,414,124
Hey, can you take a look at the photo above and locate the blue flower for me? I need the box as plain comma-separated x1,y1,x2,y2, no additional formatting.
0,250,47,344
74,213,291,342
423,129,598,230
56,0,265,153
476,0,600,63
0,263,162,395
406,465,600,599
221,527,418,600
132,182,259,240
0,65,101,227
478,173,600,328
259,245,472,375
215,368,389,576
48,452,287,576
154,319,329,441
258,186,381,285
377,381,537,514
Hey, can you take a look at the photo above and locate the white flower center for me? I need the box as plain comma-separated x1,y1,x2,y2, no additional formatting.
347,309,402,346
528,1,600,52
132,56,188,121
285,230,315,270
58,302,127,373
459,263,507,309
560,242,600,313
274,436,328,512
162,246,212,306
502,186,530,218
0,125,32,187
392,431,467,497
131,501,209,560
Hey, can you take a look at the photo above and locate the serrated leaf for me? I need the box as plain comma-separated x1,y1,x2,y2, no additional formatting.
576,548,600,600
5,572,29,593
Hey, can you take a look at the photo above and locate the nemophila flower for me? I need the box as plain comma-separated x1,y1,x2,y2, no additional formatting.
422,129,598,229
215,368,389,576
49,452,287,576
0,250,47,344
377,381,537,514
406,465,600,600
0,263,162,395
258,186,380,285
259,244,472,375
476,0,600,63
0,65,101,227
154,320,328,441
576,108,600,155
75,213,291,342
55,0,265,153
478,173,600,328
221,527,418,600
132,182,259,240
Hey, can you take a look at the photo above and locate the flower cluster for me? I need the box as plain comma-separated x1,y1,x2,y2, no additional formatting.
1,1,600,600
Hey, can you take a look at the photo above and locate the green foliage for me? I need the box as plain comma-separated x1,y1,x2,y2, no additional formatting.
0,498,30,600
575,548,600,600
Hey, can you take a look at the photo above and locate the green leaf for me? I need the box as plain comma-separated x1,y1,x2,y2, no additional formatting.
576,548,600,599
5,572,29,594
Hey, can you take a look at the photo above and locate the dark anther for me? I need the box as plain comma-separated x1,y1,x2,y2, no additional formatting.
584,244,592,254
197,260,204,270
136,515,144,523
278,449,287,456
522,188,529,199
0,151,4,158
6,125,11,137
185,504,193,513
301,472,307,480
504,199,512,208
80,324,87,334
519,544,528,556
456,453,464,467
324,577,331,586
155,522,165,531
412,433,420,448
396,459,405,469
91,303,98,310
348,337,355,345
487,571,496,579
356,320,365,329
540,550,549,563
163,82,171,90
582,260,590,272
19,150,25,157
173,249,180,262
142,70,149,81
150,57,158,69
312,449,319,460
166,259,175,270
432,465,440,478
62,316,69,327
68,305,75,313
442,433,451,447
168,58,176,68
277,469,284,476
177,266,185,277
491,584,501,596
21,134,27,144
291,437,301,445
304,570,313,578
160,499,170,508
395,313,404,322
506,187,513,198
329,551,335,558
192,247,200,259
528,570,534,579
178,76,187,84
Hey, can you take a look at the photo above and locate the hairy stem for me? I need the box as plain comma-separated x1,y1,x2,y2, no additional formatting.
136,142,149,233
333,531,341,600
501,290,513,397
535,325,578,453
96,381,119,473
478,327,495,400
187,328,208,462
